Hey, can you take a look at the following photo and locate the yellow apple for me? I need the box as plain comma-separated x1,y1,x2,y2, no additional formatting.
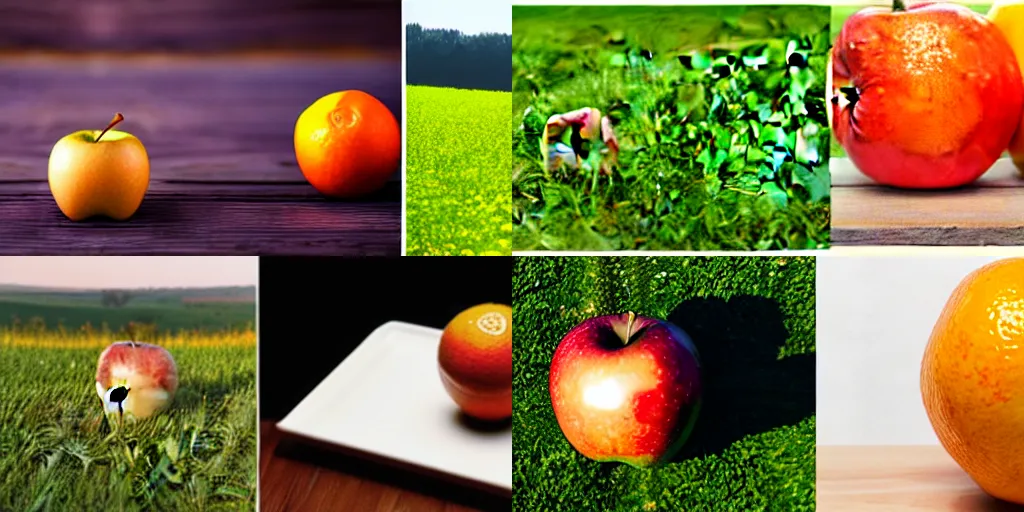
48,113,150,221
989,0,1024,174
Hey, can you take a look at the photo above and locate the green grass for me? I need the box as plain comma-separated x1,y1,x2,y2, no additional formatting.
0,344,256,511
0,294,254,333
513,256,816,511
513,6,832,250
405,85,512,256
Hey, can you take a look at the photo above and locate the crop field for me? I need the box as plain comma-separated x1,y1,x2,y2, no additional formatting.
0,290,256,511
405,85,512,256
513,6,832,250
513,256,816,511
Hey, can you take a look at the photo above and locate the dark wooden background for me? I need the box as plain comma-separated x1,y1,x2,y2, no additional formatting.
0,0,400,52
0,0,403,255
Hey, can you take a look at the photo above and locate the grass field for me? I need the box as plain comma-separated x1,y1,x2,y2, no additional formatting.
405,85,512,256
513,6,832,251
0,289,256,511
513,256,816,511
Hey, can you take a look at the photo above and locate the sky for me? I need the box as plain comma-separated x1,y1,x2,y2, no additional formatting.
0,257,258,289
405,0,510,35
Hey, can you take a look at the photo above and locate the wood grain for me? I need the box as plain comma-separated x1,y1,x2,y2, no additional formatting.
260,421,507,512
817,446,1022,511
831,158,1024,246
0,55,401,255
0,194,400,256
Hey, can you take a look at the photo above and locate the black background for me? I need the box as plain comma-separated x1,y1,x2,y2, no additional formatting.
259,256,511,419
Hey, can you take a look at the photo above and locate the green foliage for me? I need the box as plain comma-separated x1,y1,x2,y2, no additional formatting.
513,256,816,511
0,291,254,333
512,5,832,250
0,345,256,511
405,86,512,256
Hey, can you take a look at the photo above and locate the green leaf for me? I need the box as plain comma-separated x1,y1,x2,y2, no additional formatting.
760,182,788,208
793,165,831,202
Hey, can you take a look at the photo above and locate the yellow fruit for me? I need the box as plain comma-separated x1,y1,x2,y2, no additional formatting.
989,1,1024,173
921,258,1024,505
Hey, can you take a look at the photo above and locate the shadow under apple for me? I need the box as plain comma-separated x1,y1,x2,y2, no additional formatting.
667,294,815,462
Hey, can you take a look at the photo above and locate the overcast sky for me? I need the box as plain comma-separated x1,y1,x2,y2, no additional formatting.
0,257,258,289
405,0,510,35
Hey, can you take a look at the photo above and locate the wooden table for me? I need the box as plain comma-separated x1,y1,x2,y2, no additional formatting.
259,421,510,512
817,446,1024,511
0,53,401,255
831,158,1024,246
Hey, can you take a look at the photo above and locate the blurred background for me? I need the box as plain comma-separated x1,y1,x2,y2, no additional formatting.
0,0,399,53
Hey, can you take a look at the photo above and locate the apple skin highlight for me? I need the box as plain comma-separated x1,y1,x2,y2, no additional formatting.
549,313,702,467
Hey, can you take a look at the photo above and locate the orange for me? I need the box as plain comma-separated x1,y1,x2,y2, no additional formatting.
438,303,512,421
293,90,400,198
922,258,1024,505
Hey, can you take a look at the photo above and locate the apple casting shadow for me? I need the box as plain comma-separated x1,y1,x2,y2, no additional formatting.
452,409,512,435
668,295,814,462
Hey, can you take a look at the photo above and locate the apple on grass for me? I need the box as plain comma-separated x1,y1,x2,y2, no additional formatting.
48,113,150,221
549,312,702,467
95,340,178,423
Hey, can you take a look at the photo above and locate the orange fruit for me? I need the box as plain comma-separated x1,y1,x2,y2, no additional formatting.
293,90,400,198
438,303,512,421
922,258,1024,505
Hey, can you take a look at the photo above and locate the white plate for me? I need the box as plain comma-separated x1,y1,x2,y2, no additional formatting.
276,321,512,495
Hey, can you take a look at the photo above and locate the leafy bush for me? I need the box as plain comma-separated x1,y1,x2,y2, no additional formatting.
513,5,832,250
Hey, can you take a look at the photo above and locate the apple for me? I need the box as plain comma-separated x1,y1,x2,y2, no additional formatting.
830,0,1024,188
48,113,150,221
95,340,178,421
549,312,701,467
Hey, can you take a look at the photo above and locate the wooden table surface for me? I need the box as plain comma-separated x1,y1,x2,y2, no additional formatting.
259,421,510,512
831,158,1024,246
0,54,401,255
817,446,1024,511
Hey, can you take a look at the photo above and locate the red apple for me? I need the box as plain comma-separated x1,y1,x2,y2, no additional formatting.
830,0,1024,189
95,341,178,421
549,312,702,467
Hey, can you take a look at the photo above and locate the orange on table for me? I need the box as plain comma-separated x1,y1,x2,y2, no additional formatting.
293,90,400,198
438,303,512,421
922,258,1024,505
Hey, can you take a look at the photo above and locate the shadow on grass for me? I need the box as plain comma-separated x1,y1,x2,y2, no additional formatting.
668,295,815,461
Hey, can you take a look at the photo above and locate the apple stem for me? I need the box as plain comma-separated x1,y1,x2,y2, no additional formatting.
625,311,636,345
892,0,906,12
96,113,124,143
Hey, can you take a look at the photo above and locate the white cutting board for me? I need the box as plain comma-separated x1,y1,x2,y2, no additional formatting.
276,321,513,494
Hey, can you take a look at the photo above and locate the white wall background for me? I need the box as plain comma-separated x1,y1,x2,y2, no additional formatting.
816,255,1016,446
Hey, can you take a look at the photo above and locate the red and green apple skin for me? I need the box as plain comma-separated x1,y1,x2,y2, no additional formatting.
829,1,1024,189
549,313,702,467
95,341,179,420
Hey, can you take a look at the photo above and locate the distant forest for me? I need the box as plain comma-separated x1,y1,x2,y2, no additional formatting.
406,24,511,92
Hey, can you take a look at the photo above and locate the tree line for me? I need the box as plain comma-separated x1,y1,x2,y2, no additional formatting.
406,23,511,92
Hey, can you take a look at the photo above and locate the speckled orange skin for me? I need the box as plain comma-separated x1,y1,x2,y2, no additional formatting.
549,313,701,468
294,90,400,198
922,258,1024,505
438,304,512,421
830,2,1024,189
